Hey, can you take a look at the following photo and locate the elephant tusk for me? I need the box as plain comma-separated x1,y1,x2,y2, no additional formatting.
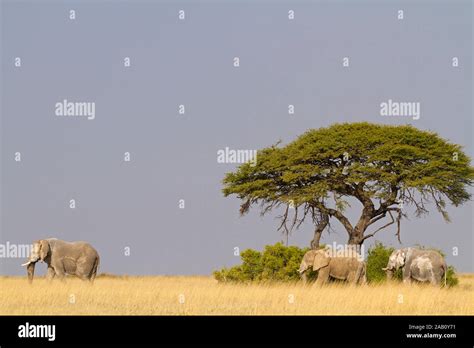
382,267,388,271
21,261,31,267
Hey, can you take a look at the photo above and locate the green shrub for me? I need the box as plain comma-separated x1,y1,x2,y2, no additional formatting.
213,265,245,282
213,242,317,283
239,249,263,281
366,242,401,283
445,266,459,287
259,243,306,281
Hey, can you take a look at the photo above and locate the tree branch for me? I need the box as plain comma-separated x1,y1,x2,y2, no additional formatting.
367,212,387,227
362,210,395,241
327,208,354,235
310,200,354,235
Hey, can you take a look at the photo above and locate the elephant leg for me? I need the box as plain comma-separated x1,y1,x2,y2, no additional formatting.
54,268,66,282
355,263,366,285
360,269,367,285
402,267,412,284
89,259,99,283
46,267,56,282
77,259,99,282
75,263,91,281
77,270,92,282
402,266,413,283
430,271,441,286
347,271,357,284
315,267,330,286
436,269,445,286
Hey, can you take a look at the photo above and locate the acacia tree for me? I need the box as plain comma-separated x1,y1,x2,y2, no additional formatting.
222,123,473,248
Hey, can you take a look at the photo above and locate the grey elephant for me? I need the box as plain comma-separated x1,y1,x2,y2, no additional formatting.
298,249,366,285
21,238,100,283
382,247,447,286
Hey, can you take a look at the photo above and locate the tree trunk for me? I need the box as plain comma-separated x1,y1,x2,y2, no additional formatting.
348,206,373,245
347,233,364,246
348,224,368,245
311,229,322,249
310,214,329,249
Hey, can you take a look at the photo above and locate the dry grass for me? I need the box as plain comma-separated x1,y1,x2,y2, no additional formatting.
0,274,472,315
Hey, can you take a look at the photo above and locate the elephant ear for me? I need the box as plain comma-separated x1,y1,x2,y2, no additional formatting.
304,250,318,263
396,250,407,266
313,251,330,271
39,240,50,261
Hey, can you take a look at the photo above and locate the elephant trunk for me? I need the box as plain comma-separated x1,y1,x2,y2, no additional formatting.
385,269,394,280
298,262,309,283
298,263,308,275
26,262,36,283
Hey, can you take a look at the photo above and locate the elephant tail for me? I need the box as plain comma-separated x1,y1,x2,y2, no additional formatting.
90,255,100,282
443,263,447,287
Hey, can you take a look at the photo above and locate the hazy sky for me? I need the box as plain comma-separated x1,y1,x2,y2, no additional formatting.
1,0,472,275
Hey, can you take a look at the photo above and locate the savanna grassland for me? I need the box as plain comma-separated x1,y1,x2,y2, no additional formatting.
0,274,472,315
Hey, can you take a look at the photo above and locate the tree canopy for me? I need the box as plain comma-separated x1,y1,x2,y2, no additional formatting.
222,122,474,247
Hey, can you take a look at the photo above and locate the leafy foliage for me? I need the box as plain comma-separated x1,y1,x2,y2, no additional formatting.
223,123,474,245
445,266,459,287
213,243,316,283
366,242,402,282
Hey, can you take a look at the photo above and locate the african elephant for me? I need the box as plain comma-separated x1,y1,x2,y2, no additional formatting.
21,238,100,283
382,247,447,286
299,249,366,285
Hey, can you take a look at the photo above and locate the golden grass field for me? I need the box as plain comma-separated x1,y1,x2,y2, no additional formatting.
0,274,473,315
